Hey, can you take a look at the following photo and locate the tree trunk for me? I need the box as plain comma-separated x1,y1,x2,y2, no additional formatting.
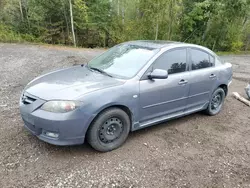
155,21,159,40
245,35,250,51
212,40,216,51
121,0,125,25
242,16,248,29
168,0,173,40
122,7,125,25
117,0,120,16
69,0,76,47
62,0,70,44
23,0,30,28
8,0,13,24
155,1,159,40
233,92,250,107
19,0,24,21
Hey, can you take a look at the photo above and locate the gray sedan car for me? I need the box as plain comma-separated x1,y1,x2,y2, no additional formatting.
20,41,233,152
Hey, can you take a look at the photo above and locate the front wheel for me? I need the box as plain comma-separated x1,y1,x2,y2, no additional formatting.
87,108,131,152
205,88,225,116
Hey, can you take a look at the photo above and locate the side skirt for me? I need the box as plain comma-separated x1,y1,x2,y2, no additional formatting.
132,102,209,131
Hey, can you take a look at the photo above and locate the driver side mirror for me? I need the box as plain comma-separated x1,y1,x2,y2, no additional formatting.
148,69,168,80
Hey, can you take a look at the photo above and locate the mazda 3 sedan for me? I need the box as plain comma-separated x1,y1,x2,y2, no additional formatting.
20,41,233,152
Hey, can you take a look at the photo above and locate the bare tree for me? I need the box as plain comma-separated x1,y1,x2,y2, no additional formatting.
61,0,70,44
122,6,125,25
168,0,173,40
155,21,159,40
22,0,30,28
155,1,159,40
117,0,120,16
19,0,24,21
69,0,76,47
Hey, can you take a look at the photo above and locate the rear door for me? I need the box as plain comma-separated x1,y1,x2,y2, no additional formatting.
186,48,218,111
139,48,190,124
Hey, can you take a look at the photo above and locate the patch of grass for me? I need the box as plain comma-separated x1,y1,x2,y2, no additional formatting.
216,51,250,55
0,24,41,44
0,24,107,50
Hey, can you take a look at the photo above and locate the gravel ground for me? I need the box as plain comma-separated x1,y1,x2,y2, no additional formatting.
0,43,250,188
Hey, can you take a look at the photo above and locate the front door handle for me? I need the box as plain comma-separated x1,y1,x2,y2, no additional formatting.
179,79,188,85
209,74,217,79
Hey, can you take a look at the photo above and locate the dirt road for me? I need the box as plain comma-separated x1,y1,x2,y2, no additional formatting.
0,43,249,188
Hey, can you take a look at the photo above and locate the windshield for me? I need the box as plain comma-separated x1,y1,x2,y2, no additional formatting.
88,44,159,79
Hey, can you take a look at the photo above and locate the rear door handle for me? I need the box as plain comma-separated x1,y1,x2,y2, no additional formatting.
209,74,217,78
179,79,188,85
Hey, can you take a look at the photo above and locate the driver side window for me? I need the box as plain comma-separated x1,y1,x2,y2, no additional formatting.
153,48,187,75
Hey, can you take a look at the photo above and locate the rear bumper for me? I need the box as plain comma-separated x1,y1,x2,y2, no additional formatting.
228,75,233,87
20,100,95,146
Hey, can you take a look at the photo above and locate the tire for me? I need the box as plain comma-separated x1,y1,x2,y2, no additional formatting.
205,88,225,116
87,108,131,152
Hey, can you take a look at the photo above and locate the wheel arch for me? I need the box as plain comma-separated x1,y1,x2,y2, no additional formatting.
218,84,228,96
87,104,134,132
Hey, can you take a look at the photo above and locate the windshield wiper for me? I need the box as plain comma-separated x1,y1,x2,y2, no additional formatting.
88,67,113,78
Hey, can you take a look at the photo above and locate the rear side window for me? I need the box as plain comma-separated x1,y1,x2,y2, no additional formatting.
153,49,187,75
190,49,213,70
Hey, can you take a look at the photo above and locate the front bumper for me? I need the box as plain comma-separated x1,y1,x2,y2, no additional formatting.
20,92,94,146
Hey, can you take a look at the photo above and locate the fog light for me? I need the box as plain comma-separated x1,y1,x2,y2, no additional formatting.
45,131,59,138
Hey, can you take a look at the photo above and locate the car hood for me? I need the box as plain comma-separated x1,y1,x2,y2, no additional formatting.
25,65,125,100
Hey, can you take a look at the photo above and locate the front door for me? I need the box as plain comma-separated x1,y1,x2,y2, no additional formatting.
139,48,190,125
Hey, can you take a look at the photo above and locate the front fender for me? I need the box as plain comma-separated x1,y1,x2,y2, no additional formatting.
78,81,140,131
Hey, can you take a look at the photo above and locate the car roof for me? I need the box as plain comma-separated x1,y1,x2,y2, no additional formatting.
124,40,181,49
123,40,215,56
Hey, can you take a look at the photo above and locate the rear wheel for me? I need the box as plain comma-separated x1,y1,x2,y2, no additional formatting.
87,108,130,152
205,88,225,116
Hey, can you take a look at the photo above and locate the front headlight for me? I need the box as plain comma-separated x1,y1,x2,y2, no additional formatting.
40,101,82,113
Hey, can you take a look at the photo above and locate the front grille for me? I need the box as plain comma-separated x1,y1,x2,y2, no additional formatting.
22,94,37,105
